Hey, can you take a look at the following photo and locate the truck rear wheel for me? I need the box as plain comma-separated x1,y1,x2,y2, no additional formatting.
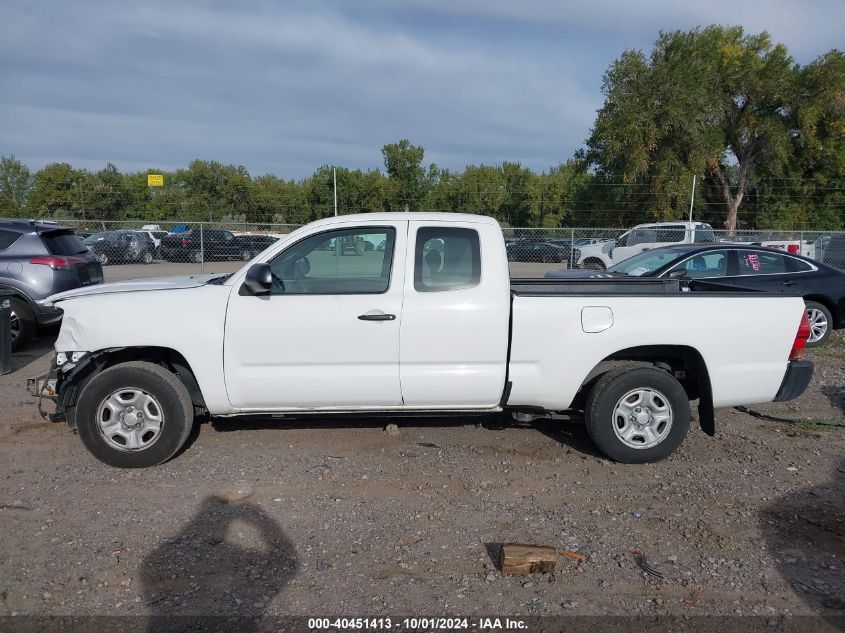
584,367,690,463
75,361,194,468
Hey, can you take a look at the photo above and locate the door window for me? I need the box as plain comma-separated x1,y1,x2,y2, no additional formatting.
414,227,480,292
627,229,658,246
654,226,687,242
670,250,728,279
269,227,395,294
737,250,788,275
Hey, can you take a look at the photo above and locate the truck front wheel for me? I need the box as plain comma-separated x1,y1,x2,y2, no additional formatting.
585,367,690,463
75,361,194,468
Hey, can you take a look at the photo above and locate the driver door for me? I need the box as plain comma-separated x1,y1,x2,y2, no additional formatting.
224,223,406,410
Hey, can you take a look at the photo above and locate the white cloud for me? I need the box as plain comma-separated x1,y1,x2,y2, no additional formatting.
0,0,840,177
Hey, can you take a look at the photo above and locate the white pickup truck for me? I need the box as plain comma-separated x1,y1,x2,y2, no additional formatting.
39,213,813,468
577,221,716,270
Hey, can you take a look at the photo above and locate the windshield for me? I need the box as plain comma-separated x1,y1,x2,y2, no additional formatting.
608,248,689,276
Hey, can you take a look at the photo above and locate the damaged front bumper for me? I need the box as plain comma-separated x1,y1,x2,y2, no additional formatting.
29,351,91,423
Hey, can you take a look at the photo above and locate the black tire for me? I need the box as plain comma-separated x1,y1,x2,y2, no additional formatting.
75,361,194,468
142,250,154,264
585,367,690,464
241,249,253,261
804,301,832,348
10,297,36,352
582,259,606,271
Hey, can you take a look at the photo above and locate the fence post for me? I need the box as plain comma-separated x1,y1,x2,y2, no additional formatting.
199,223,204,273
570,228,575,270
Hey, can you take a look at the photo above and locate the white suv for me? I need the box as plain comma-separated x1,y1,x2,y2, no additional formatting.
577,221,715,270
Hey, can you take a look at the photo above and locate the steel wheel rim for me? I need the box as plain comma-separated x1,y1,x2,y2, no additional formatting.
807,308,828,343
96,388,165,452
9,310,19,341
611,388,673,449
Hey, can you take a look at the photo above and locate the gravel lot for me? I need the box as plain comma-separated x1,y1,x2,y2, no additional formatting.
0,290,843,624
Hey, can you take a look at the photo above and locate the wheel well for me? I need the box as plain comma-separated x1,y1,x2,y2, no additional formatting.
575,345,715,436
804,295,837,322
580,257,606,269
60,347,206,421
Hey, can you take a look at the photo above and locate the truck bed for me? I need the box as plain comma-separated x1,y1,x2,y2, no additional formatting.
510,277,685,295
509,277,773,296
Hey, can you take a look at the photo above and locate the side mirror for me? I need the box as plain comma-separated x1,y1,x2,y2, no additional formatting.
241,263,273,296
668,269,688,279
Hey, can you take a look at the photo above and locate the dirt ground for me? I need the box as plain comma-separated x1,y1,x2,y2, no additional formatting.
0,329,843,624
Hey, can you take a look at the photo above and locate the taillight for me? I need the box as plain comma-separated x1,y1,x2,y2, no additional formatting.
180,238,189,247
789,311,812,360
787,244,799,254
30,256,87,270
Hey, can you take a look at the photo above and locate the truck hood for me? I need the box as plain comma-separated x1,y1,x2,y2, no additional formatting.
46,274,223,305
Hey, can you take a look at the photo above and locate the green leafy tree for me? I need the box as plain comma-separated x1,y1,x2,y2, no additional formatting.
0,155,33,215
381,139,429,211
587,26,800,233
457,165,506,220
27,162,85,218
84,163,130,226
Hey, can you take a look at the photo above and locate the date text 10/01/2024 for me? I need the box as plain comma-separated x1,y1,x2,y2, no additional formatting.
307,617,527,630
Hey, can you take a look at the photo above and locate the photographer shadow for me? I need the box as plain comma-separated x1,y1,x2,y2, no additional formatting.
760,458,845,630
140,495,299,632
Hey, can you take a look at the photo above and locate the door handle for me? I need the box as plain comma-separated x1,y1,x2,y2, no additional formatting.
358,312,396,321
780,281,797,287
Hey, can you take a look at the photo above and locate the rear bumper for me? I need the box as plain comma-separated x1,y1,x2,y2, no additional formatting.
773,360,814,402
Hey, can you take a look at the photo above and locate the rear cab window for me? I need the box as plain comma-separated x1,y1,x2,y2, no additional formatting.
41,230,88,255
414,227,481,292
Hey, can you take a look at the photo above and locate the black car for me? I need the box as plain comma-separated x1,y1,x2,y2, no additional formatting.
84,230,157,265
0,220,102,350
159,230,279,263
507,241,577,264
546,243,845,347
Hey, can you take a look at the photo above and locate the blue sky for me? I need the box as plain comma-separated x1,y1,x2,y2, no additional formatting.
1,0,842,178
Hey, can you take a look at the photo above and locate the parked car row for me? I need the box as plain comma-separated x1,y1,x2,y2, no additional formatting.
80,229,280,265
546,243,845,347
159,229,279,263
0,220,103,351
0,220,283,350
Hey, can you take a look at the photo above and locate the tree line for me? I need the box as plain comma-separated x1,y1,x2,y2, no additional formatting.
1,25,843,232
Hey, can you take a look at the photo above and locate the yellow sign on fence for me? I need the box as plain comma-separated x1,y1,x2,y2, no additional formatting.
147,174,164,187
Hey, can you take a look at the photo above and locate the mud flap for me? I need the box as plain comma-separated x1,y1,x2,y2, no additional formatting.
697,367,715,437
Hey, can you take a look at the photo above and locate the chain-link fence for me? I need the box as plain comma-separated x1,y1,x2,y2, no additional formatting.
26,218,845,279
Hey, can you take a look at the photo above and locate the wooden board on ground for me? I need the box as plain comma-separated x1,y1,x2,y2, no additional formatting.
499,544,556,575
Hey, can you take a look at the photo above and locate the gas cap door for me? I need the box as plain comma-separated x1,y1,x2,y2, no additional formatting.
581,306,614,333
